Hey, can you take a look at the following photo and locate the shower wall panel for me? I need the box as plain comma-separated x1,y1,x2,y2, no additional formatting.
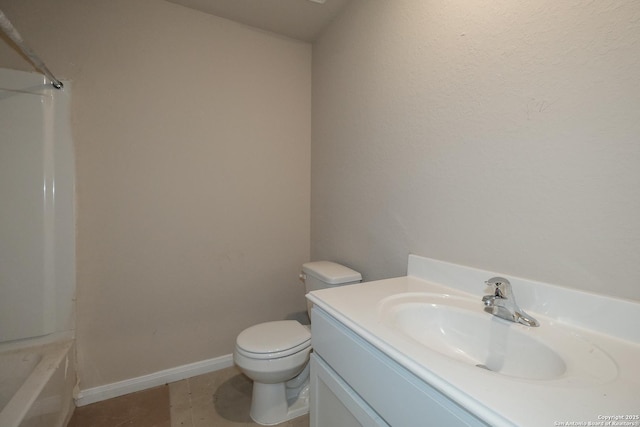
0,68,75,343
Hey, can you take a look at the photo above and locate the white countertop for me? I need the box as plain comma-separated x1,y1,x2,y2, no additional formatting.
307,255,640,427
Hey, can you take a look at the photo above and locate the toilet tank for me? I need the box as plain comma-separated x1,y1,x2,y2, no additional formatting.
301,261,362,318
301,261,361,297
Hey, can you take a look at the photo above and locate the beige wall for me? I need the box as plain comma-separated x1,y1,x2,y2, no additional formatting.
312,0,640,301
4,0,639,392
0,0,310,389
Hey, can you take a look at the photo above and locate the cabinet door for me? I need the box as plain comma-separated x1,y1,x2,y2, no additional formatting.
312,307,489,427
311,353,389,427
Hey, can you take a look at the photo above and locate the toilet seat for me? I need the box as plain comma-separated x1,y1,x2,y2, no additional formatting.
236,320,311,360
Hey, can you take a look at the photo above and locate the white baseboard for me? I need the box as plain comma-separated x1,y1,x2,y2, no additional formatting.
75,353,234,407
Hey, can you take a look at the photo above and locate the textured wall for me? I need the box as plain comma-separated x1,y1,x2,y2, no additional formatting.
312,0,640,301
0,0,310,389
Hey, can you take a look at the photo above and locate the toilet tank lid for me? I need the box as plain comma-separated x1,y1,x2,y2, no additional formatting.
302,261,362,285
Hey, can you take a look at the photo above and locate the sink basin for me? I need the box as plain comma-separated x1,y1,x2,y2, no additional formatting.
379,293,617,383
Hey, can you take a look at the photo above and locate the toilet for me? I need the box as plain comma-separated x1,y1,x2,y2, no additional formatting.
233,261,362,425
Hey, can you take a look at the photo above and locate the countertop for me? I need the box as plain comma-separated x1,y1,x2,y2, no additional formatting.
307,256,640,427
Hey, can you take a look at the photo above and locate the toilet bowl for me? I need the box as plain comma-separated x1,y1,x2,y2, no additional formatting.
234,261,362,425
234,320,312,425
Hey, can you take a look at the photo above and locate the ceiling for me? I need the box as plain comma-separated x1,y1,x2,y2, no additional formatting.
165,0,351,42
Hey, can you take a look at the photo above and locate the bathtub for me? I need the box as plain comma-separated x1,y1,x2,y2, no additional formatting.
0,337,75,427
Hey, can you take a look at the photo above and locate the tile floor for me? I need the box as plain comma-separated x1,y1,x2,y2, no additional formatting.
67,384,171,427
68,366,309,427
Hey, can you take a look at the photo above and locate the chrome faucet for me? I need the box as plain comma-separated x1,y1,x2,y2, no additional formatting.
482,277,539,327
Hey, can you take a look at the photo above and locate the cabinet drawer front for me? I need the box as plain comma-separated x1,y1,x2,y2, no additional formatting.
312,307,488,427
311,354,390,427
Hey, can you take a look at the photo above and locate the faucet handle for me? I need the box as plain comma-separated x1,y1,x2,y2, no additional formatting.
485,277,511,298
485,277,510,287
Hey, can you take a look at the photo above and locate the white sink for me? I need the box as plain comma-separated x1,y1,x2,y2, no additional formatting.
309,255,640,426
378,293,617,384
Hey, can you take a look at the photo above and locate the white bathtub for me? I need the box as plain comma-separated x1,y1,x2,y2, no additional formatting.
0,338,75,427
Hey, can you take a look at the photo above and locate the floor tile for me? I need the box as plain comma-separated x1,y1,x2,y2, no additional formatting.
68,385,171,427
173,366,309,427
169,380,193,427
66,367,308,427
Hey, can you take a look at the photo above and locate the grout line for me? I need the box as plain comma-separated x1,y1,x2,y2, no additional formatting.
186,377,194,427
169,378,195,427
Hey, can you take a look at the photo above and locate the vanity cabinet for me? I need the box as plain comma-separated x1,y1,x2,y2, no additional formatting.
310,307,488,427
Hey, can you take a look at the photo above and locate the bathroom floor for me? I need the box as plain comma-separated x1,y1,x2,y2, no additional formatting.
68,366,310,427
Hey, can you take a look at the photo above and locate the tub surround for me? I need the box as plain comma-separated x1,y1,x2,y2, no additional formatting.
0,68,75,344
0,338,75,427
308,255,640,426
0,67,76,427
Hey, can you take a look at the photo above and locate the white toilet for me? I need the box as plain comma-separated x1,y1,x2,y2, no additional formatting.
233,261,362,425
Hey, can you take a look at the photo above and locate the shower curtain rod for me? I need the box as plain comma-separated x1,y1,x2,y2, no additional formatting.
0,9,63,89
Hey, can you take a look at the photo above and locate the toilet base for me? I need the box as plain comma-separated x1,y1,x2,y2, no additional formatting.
249,367,310,425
